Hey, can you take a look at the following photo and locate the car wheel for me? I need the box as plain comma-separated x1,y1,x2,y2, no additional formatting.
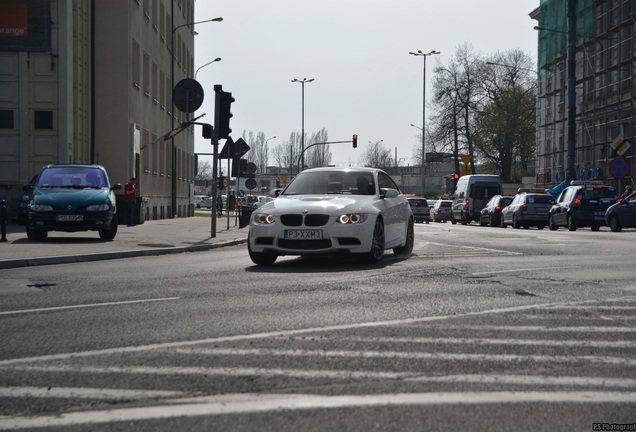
500,214,507,228
394,217,414,256
549,214,558,231
460,212,468,225
537,224,545,230
362,217,385,263
248,239,277,266
590,224,600,232
26,223,46,241
479,215,487,226
489,215,498,227
99,215,118,241
609,214,622,232
450,212,457,225
567,214,577,231
512,215,520,229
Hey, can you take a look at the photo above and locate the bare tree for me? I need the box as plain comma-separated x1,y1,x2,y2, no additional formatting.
305,128,332,168
242,131,269,174
195,159,213,180
359,140,393,170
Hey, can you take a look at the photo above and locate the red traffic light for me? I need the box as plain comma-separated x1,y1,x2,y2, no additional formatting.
352,134,358,148
453,173,459,180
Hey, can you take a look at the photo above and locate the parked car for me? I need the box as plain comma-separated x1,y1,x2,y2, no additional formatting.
500,190,555,229
480,195,513,227
408,197,430,223
193,195,212,208
248,167,414,266
451,174,502,224
605,191,636,232
430,200,452,222
24,164,122,240
549,181,618,231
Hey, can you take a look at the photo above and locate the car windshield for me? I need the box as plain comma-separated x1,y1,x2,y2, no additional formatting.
283,171,375,195
579,188,617,200
37,167,106,188
527,195,554,204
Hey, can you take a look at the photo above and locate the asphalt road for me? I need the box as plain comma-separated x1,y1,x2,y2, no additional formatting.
1,222,635,431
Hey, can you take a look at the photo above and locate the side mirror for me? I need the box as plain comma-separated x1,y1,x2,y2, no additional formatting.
111,183,123,191
23,184,34,191
380,188,399,199
270,188,282,197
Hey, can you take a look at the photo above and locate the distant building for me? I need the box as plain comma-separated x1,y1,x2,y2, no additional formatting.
0,0,197,221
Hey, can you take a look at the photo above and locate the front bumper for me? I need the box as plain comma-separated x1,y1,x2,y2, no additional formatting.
28,211,115,232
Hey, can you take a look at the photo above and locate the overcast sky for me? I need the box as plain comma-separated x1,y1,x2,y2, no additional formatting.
192,0,540,169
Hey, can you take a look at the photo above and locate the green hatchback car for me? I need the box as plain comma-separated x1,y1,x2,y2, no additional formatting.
24,164,122,241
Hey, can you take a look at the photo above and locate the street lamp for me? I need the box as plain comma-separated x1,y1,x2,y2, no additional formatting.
194,57,221,80
291,78,314,171
409,50,439,196
170,16,223,218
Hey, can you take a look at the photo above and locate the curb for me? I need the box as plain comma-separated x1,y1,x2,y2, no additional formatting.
0,238,248,270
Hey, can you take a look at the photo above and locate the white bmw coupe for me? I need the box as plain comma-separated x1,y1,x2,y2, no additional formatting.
248,167,414,265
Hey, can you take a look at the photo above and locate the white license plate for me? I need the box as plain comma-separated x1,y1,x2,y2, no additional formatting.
57,214,84,222
284,229,323,239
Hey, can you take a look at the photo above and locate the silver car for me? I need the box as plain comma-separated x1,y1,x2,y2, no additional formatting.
430,200,452,222
248,167,414,265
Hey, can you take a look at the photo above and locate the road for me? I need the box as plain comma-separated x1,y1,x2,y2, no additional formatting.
1,222,635,431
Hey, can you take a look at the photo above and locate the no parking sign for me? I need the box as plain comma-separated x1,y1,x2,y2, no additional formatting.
609,157,630,179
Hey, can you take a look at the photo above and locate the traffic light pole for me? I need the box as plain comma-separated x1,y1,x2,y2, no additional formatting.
294,139,355,173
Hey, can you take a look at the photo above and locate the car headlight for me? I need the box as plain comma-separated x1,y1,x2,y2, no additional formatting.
86,204,110,211
21,194,31,203
253,213,275,224
30,204,53,212
337,213,368,224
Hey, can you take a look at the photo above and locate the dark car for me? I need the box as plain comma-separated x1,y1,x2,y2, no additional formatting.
605,191,636,232
549,181,618,232
479,195,513,227
501,190,555,229
24,164,122,241
408,197,430,224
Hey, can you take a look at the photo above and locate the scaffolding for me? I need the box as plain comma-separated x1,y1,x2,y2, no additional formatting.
534,0,636,190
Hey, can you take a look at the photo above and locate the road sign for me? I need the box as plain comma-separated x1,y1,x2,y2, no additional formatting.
460,155,472,165
172,79,204,113
611,135,631,156
609,157,630,179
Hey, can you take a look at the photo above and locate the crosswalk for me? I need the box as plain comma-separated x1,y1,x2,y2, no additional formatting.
0,296,635,429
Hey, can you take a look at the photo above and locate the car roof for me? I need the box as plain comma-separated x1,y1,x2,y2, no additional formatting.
301,167,380,174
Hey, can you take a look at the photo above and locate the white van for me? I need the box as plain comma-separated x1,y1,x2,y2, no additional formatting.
451,174,502,224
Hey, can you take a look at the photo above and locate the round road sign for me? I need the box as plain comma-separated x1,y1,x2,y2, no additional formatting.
609,157,630,179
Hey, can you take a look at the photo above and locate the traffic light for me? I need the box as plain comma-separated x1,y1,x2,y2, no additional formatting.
217,175,226,190
216,90,234,139
352,134,358,148
452,173,460,187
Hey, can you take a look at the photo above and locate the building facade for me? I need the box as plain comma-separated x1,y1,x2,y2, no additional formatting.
533,0,636,191
0,0,197,221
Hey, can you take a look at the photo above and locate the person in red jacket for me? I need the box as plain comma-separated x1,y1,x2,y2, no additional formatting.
124,177,137,226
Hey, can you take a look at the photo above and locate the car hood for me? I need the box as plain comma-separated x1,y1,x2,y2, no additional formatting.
259,195,379,214
33,188,112,209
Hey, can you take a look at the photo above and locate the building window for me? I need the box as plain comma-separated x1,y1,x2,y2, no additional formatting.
0,110,14,128
34,110,53,129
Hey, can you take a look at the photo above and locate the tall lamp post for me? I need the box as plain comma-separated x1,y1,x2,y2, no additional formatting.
170,16,223,218
409,50,439,197
291,78,314,171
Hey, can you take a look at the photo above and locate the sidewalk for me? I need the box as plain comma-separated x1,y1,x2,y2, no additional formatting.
0,213,248,270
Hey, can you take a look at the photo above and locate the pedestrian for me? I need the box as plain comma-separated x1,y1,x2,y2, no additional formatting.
216,194,223,217
621,185,633,200
124,177,137,226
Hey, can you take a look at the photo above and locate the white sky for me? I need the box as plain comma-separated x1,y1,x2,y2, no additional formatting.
193,0,540,168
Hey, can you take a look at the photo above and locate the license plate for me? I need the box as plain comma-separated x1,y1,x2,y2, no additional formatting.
594,212,604,220
284,229,322,239
57,214,83,222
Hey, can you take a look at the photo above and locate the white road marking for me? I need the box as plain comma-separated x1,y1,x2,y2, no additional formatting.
426,325,636,333
471,266,579,275
172,347,636,367
0,386,183,400
0,297,181,316
1,392,635,429
1,297,635,366
7,365,636,390
337,336,636,349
